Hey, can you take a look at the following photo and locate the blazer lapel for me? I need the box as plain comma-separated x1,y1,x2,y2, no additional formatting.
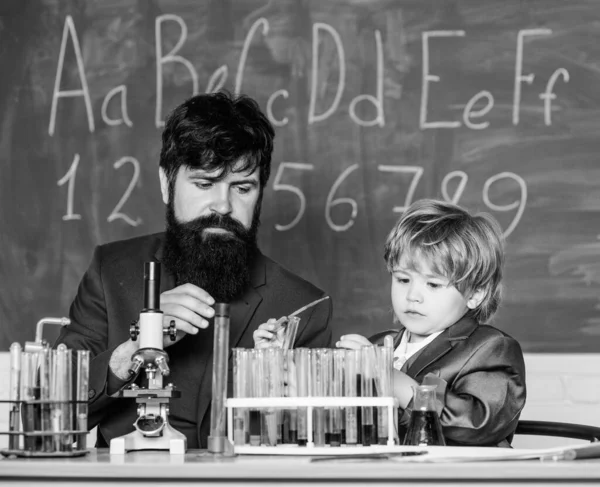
401,315,479,378
402,334,452,377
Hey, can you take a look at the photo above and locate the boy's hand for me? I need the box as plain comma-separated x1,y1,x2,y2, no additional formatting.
253,318,286,349
393,369,419,409
335,334,372,350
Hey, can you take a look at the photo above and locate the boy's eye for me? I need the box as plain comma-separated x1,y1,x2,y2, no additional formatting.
194,181,213,189
395,277,409,284
427,281,446,289
236,185,252,194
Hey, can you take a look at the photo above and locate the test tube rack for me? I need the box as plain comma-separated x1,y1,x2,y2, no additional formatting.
0,399,90,458
226,395,400,455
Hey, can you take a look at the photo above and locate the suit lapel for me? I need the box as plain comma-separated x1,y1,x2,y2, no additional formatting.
401,315,479,378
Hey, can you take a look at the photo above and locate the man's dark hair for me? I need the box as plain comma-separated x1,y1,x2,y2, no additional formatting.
159,91,275,194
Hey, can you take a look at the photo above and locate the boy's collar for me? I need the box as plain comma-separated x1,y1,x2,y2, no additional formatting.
397,312,479,343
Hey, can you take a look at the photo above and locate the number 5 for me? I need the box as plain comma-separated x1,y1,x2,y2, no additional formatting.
273,162,314,231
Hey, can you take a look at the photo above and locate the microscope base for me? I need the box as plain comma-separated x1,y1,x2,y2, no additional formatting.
110,423,187,455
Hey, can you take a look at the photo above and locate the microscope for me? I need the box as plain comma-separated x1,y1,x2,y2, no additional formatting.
110,261,187,455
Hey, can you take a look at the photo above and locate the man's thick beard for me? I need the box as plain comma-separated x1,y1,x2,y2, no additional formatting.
162,204,259,303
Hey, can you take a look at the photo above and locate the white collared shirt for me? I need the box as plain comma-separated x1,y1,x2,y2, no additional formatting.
393,330,443,370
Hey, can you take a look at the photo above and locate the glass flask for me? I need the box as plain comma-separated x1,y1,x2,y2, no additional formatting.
403,384,445,446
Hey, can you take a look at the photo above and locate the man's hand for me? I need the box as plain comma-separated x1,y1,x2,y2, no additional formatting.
160,283,215,347
335,334,371,350
109,284,215,380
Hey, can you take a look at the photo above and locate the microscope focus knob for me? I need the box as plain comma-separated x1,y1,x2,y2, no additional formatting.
129,320,140,341
166,320,177,342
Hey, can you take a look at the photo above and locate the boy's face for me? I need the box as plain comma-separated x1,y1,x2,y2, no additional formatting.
390,254,482,343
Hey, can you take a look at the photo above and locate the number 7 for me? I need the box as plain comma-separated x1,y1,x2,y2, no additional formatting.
377,165,424,213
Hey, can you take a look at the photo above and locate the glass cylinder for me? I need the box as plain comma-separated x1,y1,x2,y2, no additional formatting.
249,349,262,446
344,349,360,445
376,344,394,444
360,345,376,446
294,348,311,446
260,347,283,446
232,348,250,445
330,349,345,446
208,303,230,453
282,349,298,443
310,348,330,446
281,316,300,350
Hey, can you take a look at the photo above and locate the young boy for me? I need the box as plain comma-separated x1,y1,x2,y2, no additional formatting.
337,198,526,447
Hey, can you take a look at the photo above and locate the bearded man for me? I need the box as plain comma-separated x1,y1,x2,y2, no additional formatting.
56,92,332,449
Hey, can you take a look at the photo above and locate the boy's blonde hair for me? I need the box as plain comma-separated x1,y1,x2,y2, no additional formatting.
383,199,505,323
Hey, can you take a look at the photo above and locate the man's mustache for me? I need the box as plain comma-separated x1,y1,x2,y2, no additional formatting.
177,213,249,240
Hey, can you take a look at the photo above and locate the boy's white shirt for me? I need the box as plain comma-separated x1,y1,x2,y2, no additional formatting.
393,329,444,370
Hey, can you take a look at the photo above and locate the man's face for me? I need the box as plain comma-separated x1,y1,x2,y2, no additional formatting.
160,159,262,303
160,159,261,233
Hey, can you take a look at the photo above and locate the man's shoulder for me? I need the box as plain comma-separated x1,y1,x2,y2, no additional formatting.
260,254,326,298
95,232,164,265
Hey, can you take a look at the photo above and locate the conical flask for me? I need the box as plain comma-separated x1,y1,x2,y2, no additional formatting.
403,384,445,446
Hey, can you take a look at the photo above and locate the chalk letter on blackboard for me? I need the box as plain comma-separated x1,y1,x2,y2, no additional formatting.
267,89,289,127
155,15,198,128
540,68,569,126
463,90,493,130
349,30,384,127
48,16,94,136
309,23,345,124
206,65,228,94
419,31,465,130
101,85,132,127
513,28,552,125
235,18,269,95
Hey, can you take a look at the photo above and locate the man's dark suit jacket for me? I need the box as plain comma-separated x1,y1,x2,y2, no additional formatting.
55,233,332,448
370,315,526,447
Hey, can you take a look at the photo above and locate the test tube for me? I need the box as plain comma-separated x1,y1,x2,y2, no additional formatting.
232,348,250,445
39,347,53,452
344,349,359,446
259,347,283,446
249,349,262,446
20,351,36,450
281,316,300,350
76,350,90,450
361,345,375,446
282,349,297,443
208,303,230,453
310,349,329,446
54,344,73,452
294,348,310,446
8,343,22,451
330,349,345,446
376,343,394,445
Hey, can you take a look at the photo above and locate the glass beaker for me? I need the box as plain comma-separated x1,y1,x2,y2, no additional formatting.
403,384,445,446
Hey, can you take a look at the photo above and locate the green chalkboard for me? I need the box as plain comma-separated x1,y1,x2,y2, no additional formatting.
1,0,599,352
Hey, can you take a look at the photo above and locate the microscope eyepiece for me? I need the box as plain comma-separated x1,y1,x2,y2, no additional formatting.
143,262,161,311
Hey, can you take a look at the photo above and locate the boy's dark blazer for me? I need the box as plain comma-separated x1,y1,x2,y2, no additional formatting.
370,315,526,447
56,232,332,448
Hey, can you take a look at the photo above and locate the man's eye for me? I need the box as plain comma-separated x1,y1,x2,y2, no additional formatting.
194,182,212,189
236,185,252,194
